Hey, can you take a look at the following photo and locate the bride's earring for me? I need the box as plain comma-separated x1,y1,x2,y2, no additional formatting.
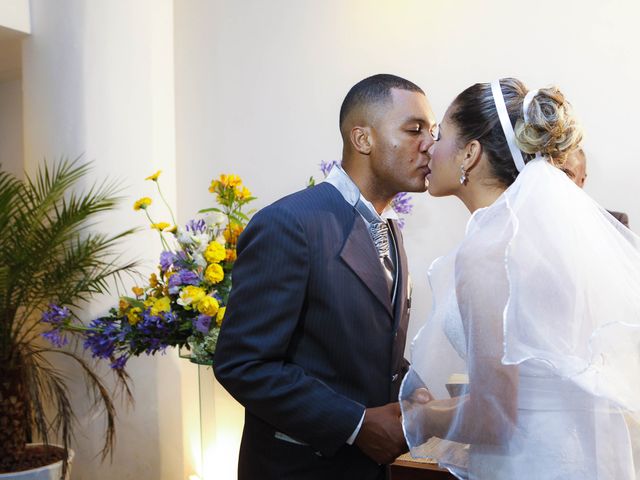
459,165,469,185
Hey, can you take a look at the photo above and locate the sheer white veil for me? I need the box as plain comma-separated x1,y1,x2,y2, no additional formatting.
400,80,640,479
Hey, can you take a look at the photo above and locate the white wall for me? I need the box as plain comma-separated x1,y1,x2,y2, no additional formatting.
0,78,23,177
22,1,191,479
175,0,640,351
0,0,30,33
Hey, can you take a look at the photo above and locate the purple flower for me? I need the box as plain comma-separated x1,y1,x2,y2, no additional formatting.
41,304,72,348
168,269,201,294
110,354,129,370
159,251,176,271
41,304,71,326
83,317,126,361
42,329,69,348
185,219,206,234
193,314,212,334
391,192,413,215
319,160,340,177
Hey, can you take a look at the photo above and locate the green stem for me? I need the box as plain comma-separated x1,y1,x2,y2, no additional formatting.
155,182,177,226
144,210,170,251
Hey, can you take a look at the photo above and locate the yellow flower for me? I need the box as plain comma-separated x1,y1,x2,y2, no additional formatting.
216,306,226,326
165,225,177,233
204,241,226,264
149,273,159,288
132,286,144,297
134,197,152,211
205,263,224,284
197,296,220,316
118,298,130,314
151,296,171,316
144,297,157,309
127,307,143,325
225,248,237,262
235,186,251,200
219,174,242,188
151,222,170,231
208,179,219,193
178,286,206,308
145,170,162,181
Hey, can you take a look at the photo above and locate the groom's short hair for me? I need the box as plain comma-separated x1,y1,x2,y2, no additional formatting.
339,74,424,133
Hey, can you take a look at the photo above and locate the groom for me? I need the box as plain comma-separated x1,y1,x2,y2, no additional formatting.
214,74,437,479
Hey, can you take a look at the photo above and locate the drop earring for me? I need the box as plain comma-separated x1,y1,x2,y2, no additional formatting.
459,165,469,185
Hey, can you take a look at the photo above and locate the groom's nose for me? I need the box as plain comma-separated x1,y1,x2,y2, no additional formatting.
420,135,434,154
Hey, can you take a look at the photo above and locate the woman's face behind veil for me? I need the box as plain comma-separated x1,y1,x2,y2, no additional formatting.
426,107,466,197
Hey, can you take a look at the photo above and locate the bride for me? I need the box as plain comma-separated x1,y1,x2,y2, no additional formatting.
400,78,640,479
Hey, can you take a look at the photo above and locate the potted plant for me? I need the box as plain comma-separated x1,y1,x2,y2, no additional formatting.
0,159,138,477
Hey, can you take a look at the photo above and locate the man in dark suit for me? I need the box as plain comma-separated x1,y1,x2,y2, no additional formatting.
214,74,437,479
565,148,630,227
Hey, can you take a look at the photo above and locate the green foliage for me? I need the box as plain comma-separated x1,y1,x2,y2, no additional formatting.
0,157,138,467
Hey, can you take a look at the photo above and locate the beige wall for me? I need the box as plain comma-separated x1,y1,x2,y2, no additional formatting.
21,1,190,478
0,78,22,177
174,0,640,351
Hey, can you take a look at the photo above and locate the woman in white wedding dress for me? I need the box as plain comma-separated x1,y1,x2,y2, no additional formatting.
400,78,640,480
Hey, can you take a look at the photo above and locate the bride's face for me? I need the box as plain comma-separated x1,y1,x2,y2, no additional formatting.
426,108,466,197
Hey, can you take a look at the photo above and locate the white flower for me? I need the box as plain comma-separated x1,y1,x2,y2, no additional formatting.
176,228,193,245
203,212,228,228
192,233,211,253
215,234,226,245
193,252,207,269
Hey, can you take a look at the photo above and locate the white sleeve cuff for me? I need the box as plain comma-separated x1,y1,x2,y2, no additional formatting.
346,410,366,445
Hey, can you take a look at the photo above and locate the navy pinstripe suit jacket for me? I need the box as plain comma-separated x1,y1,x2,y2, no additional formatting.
214,182,411,479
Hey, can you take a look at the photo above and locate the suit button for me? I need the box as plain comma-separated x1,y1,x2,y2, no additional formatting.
391,373,399,382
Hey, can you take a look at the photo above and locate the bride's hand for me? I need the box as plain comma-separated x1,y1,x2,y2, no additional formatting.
411,387,435,404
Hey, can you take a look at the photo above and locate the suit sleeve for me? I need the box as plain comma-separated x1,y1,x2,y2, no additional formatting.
213,204,364,456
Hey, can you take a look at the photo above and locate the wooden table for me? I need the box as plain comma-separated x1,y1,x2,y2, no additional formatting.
390,454,456,480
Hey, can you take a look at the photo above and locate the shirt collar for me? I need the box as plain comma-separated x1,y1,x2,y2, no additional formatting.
323,165,398,221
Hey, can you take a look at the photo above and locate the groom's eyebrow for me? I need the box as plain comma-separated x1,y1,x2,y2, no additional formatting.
403,116,427,125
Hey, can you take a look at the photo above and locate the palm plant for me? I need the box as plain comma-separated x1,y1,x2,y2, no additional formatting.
0,158,138,473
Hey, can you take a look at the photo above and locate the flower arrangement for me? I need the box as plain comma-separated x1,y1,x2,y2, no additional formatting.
42,172,255,368
308,160,414,227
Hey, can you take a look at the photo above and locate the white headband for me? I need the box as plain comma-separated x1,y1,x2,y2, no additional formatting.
522,89,539,124
490,80,526,172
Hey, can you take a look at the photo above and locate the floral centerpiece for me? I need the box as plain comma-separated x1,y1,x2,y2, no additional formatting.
42,172,255,369
308,160,414,227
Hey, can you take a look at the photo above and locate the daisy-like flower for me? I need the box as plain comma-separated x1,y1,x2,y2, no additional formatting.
145,170,162,181
133,197,152,211
151,222,170,231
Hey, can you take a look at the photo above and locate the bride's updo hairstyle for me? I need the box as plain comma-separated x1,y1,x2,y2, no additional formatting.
449,78,583,186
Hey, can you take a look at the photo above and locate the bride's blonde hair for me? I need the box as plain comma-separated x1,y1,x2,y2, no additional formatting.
450,78,583,186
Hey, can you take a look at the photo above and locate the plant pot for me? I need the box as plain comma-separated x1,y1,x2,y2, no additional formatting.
0,444,74,480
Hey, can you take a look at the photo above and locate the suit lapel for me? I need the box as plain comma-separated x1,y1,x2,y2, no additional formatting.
389,219,408,328
340,214,393,317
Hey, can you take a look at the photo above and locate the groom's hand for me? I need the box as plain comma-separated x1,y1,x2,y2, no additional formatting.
355,402,409,465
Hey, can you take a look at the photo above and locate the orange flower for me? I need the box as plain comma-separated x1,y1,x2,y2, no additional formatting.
225,248,237,262
223,224,244,244
132,286,144,297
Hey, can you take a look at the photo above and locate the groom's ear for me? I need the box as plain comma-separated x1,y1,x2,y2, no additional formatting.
462,140,482,172
350,126,372,155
